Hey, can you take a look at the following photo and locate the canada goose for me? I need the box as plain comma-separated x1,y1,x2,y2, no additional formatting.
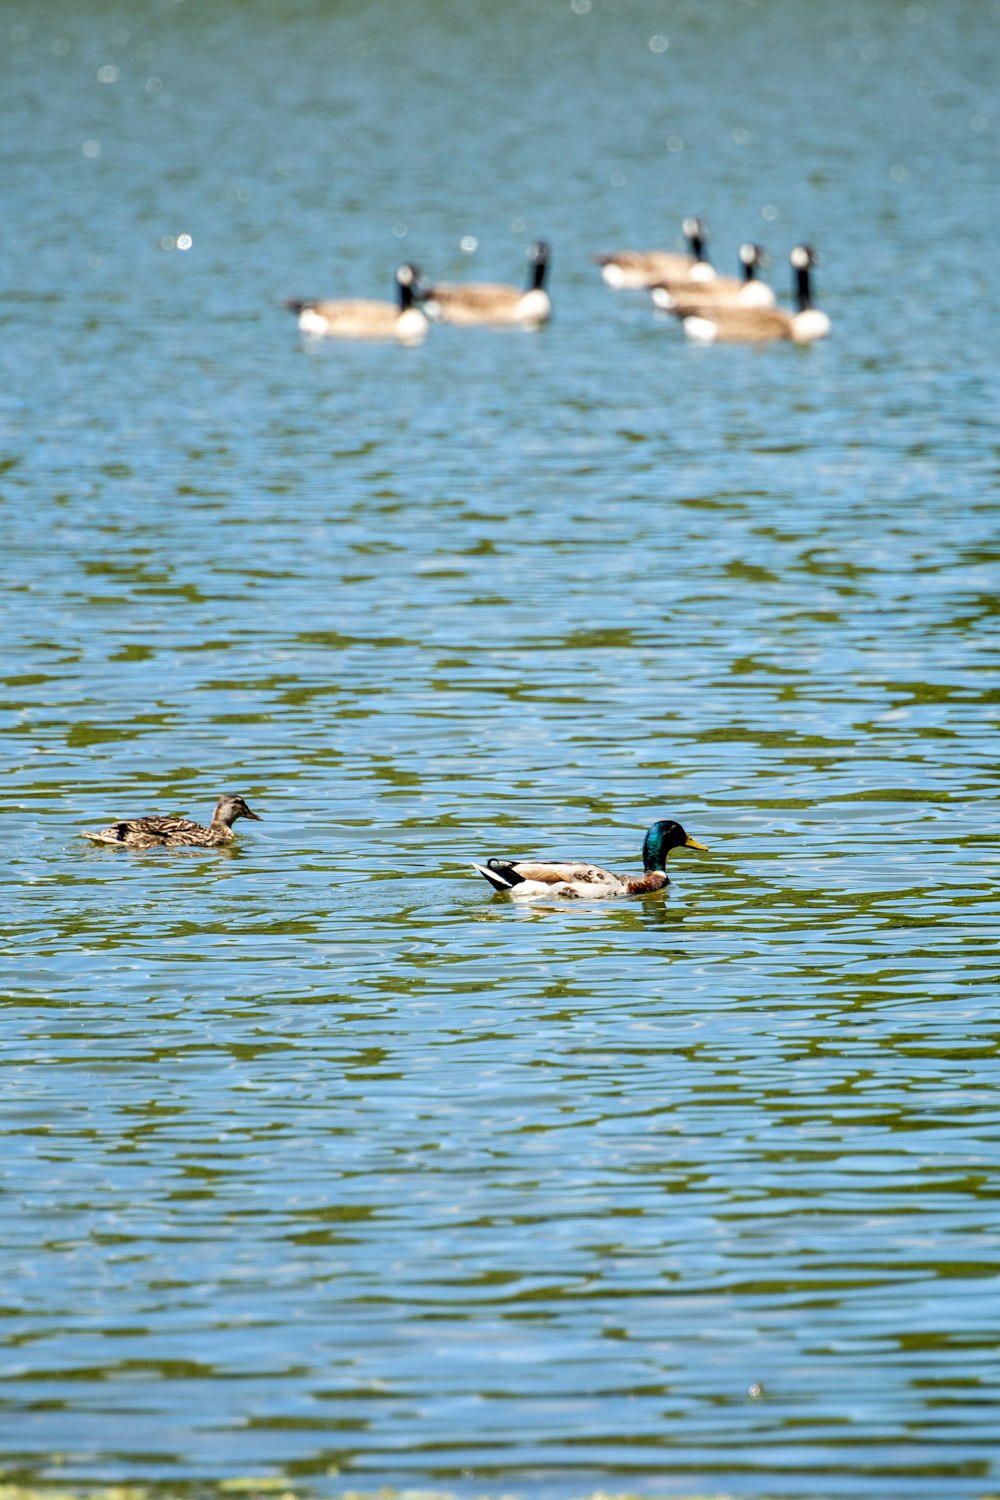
652,243,775,310
421,240,551,326
82,794,262,849
285,264,428,342
594,215,716,290
675,245,830,344
472,818,709,900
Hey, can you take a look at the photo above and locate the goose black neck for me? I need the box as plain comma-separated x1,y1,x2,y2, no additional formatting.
742,259,754,284
527,252,548,291
397,277,415,311
795,263,813,311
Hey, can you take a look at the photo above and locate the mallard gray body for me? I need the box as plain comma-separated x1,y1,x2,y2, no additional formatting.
472,818,708,900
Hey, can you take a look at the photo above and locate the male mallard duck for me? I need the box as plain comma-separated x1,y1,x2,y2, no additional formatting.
285,263,428,342
472,818,708,900
674,245,830,343
82,793,262,849
652,243,775,310
421,240,551,326
594,216,716,290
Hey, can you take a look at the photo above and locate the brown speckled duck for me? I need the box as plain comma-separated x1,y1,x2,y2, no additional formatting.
82,793,261,849
472,818,708,900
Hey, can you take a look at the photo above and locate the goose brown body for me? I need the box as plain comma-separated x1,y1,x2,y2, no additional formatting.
286,264,427,341
596,248,701,289
82,794,261,849
422,241,551,326
595,216,715,290
675,245,829,343
652,244,774,310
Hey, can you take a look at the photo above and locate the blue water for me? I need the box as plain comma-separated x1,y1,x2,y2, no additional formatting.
2,1,1000,1496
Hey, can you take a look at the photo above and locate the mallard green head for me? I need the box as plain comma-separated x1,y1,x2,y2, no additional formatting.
642,818,708,871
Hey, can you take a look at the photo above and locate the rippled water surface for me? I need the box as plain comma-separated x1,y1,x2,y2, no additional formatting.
3,0,1000,1496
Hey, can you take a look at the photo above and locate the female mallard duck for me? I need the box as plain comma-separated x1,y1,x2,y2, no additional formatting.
421,240,551,326
472,818,708,900
285,263,428,342
594,216,716,290
82,794,261,849
652,243,775,310
674,245,830,344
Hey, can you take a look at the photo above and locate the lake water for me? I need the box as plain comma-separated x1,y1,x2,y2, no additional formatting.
2,1,1000,1497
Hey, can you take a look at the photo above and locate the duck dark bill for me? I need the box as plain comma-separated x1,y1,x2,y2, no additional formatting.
81,792,262,849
